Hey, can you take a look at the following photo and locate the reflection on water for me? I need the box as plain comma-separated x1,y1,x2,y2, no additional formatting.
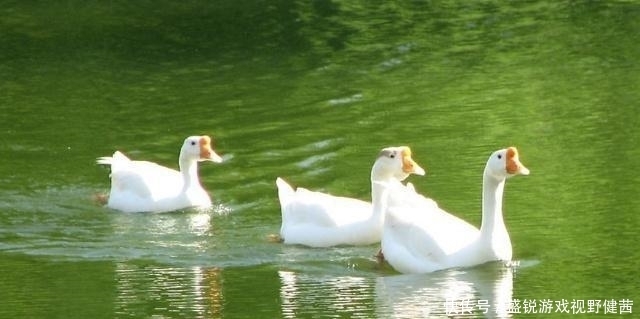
375,264,514,318
279,270,375,319
107,210,218,263
110,210,213,238
279,263,515,318
115,264,223,318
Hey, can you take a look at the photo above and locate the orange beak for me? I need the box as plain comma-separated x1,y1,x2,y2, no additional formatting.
506,147,529,175
400,147,425,176
199,136,223,163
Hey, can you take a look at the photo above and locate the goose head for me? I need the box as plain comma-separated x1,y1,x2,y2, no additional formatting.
371,146,425,182
180,135,223,163
485,147,529,180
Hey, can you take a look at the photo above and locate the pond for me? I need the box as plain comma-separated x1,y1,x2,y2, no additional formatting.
1,1,638,318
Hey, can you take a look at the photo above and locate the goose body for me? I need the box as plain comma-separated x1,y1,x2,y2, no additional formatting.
97,135,223,213
277,146,425,247
381,147,529,273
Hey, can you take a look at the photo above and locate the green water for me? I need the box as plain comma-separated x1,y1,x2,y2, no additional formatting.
1,1,639,318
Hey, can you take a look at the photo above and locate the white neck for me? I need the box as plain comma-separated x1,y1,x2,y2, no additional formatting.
370,181,388,224
179,155,201,190
370,166,396,223
479,170,507,240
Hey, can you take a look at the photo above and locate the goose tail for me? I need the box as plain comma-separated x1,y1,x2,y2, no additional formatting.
96,151,129,166
275,177,295,209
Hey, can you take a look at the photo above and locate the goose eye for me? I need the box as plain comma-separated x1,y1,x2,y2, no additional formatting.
389,153,396,159
497,154,502,159
191,141,197,146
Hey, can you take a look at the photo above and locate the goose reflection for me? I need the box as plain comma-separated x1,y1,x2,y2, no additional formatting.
114,264,224,318
108,209,216,260
375,263,515,318
110,210,224,317
279,270,375,318
278,263,513,318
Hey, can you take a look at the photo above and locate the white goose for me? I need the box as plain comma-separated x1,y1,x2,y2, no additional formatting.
97,135,223,213
276,146,425,247
381,147,529,273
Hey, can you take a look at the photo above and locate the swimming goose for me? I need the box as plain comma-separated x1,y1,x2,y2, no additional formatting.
276,146,425,247
381,147,529,273
97,135,223,213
